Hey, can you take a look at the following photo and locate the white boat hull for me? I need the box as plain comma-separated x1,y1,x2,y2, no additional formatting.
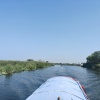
26,76,89,100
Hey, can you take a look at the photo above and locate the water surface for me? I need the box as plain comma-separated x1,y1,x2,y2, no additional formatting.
0,65,100,100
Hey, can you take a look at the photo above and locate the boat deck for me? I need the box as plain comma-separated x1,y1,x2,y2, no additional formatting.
26,76,89,100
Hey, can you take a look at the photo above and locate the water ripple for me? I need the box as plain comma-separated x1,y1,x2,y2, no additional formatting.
0,65,100,100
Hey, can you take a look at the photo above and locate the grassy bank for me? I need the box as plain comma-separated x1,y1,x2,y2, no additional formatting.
0,60,54,75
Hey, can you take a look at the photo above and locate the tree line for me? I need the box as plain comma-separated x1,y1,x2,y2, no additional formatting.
82,51,100,68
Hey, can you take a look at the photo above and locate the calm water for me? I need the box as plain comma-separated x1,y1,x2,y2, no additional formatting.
0,65,100,100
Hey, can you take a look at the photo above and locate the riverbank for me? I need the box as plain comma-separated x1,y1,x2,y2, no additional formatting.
0,60,54,75
0,65,98,100
81,51,100,71
82,63,100,70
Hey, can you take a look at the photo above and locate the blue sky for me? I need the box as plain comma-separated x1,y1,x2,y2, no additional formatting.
0,0,100,63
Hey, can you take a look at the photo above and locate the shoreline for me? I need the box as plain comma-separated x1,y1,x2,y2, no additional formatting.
82,63,100,70
0,60,54,75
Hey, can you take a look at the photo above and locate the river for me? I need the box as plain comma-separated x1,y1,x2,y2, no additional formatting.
0,65,100,100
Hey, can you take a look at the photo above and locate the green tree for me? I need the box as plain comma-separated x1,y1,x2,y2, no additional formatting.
86,51,100,64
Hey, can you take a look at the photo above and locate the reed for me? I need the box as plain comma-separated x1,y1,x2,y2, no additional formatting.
0,60,54,75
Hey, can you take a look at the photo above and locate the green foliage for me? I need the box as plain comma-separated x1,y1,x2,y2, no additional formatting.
86,51,100,64
95,64,100,68
83,51,100,68
26,63,36,70
2,64,13,75
0,60,54,75
14,64,23,72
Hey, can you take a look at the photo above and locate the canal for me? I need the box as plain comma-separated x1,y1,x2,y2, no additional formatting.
0,65,100,100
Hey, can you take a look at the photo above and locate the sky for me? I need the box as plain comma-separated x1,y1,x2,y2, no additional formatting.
0,0,100,63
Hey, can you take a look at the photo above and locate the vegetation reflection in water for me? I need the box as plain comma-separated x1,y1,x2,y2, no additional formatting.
0,60,54,75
